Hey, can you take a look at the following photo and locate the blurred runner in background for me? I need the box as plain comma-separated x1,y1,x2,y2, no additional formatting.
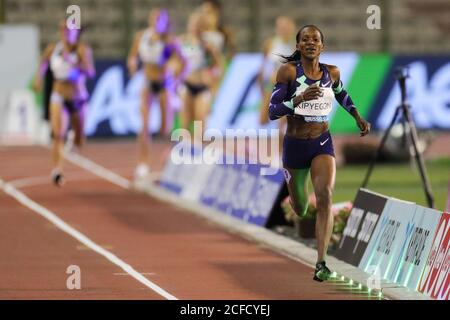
197,0,236,98
128,8,187,180
178,12,221,142
33,20,95,187
258,16,296,127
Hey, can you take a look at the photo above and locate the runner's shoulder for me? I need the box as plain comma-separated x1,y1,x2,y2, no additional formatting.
277,62,297,82
323,64,340,81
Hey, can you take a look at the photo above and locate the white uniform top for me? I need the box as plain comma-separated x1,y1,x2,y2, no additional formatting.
201,31,225,53
138,28,166,65
50,42,80,81
180,37,207,73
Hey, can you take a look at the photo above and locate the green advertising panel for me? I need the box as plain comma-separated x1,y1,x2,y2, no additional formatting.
330,54,392,133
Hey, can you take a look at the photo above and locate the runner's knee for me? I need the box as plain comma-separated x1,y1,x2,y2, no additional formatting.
52,132,65,141
315,186,333,212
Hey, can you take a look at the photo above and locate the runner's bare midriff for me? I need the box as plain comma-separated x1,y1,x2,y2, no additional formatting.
144,63,166,81
53,81,78,100
286,115,329,139
185,69,209,86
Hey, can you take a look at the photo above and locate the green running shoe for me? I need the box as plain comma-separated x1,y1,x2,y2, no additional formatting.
313,261,332,282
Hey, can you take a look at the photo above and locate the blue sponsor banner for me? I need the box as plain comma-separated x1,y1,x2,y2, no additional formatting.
158,161,184,195
85,60,175,137
198,162,285,226
159,141,285,227
244,165,285,226
159,142,203,195
82,55,450,138
229,164,259,220
213,163,243,214
199,163,228,207
370,56,450,130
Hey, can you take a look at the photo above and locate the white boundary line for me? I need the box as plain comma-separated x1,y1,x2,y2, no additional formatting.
64,152,131,189
9,173,101,189
0,177,178,300
8,176,55,189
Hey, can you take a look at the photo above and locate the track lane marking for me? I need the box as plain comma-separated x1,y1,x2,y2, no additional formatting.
0,177,178,300
63,152,131,189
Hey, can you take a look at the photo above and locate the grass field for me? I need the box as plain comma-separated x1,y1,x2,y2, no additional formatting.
332,157,450,211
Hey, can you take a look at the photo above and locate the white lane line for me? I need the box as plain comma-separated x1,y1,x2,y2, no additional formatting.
114,273,156,276
62,151,162,185
49,149,161,186
64,152,131,189
0,177,178,300
9,173,100,189
9,176,51,189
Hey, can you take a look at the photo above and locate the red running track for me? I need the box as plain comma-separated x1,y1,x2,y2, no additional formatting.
0,141,378,300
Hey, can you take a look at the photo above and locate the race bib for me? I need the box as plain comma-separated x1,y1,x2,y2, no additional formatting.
294,87,334,117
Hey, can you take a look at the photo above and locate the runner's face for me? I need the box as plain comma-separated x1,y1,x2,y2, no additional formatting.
201,2,219,16
276,18,294,40
297,28,323,60
61,25,80,46
66,28,80,45
155,11,170,34
188,14,201,35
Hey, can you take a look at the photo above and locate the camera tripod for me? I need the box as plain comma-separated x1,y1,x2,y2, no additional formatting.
361,67,435,209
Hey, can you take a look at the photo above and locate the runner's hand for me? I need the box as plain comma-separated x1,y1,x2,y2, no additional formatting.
32,76,42,93
356,117,371,137
293,84,323,105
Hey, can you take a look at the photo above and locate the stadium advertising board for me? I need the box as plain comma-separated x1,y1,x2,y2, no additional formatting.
358,199,417,280
387,206,441,290
82,54,450,138
85,61,180,137
198,162,285,227
334,189,388,266
371,56,450,131
158,143,203,195
0,25,41,144
159,144,285,227
418,212,450,300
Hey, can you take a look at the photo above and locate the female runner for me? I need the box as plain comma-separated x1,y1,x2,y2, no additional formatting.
33,21,95,186
179,12,221,142
269,25,370,281
128,8,187,179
